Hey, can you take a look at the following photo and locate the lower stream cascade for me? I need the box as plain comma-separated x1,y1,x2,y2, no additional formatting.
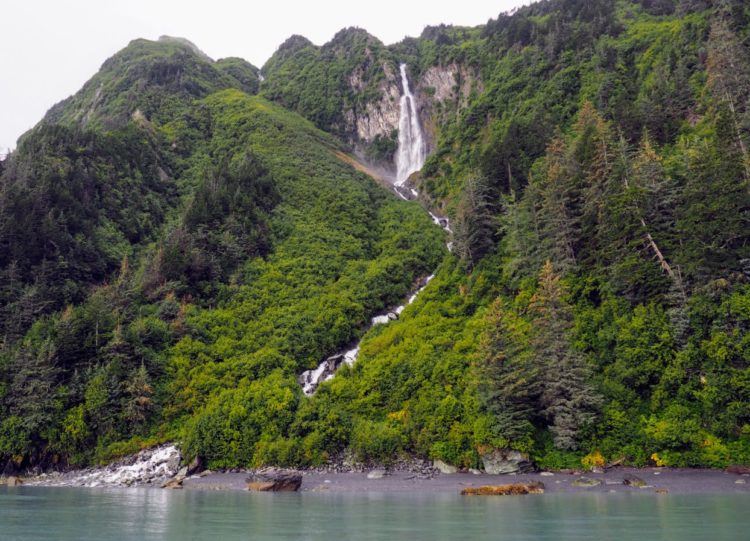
298,64,449,396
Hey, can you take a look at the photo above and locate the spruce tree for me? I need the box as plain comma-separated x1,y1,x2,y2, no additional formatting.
537,137,579,272
476,298,537,446
453,175,497,269
530,262,601,450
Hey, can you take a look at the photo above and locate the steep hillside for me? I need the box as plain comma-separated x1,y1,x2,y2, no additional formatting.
0,39,444,468
262,0,750,470
261,27,482,169
1,0,750,473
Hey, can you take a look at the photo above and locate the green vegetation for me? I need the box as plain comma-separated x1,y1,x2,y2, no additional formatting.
261,28,397,144
0,40,443,468
1,0,750,472
42,36,258,130
258,0,750,469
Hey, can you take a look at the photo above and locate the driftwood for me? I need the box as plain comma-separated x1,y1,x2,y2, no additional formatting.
461,482,545,496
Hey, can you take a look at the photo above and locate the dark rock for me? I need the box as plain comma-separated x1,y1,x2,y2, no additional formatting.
186,456,204,476
298,354,349,394
481,449,533,475
727,465,750,475
623,474,646,487
246,468,302,492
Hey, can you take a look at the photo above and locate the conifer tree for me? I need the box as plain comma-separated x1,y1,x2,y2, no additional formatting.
123,364,154,431
706,18,750,182
453,175,497,269
476,298,537,445
529,262,600,450
537,137,579,272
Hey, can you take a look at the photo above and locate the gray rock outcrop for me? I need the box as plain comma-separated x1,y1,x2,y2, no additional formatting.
481,449,534,475
433,460,458,474
246,468,303,492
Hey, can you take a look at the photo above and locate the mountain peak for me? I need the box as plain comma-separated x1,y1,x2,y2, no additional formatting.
42,37,255,130
157,35,213,61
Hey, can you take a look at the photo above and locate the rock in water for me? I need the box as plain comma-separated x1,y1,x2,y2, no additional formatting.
572,477,602,488
246,469,302,492
461,482,545,496
481,449,533,475
433,460,458,474
623,474,646,488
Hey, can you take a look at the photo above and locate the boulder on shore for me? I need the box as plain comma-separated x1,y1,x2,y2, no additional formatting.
572,477,602,488
186,456,204,476
461,482,545,496
366,469,387,480
246,469,302,492
727,465,750,475
481,449,533,475
161,466,188,489
623,474,646,488
433,460,458,474
4,476,22,487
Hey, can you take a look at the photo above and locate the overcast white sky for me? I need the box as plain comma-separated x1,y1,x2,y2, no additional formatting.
0,0,530,154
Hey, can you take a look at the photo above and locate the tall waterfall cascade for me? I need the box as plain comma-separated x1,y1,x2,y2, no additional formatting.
395,64,427,186
296,64,452,396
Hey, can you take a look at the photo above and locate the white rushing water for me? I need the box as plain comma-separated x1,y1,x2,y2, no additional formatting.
299,275,437,396
298,63,451,396
27,445,181,487
395,64,427,186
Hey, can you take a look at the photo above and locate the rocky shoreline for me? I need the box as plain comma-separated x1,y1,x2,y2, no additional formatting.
10,444,750,496
184,466,750,495
14,445,750,494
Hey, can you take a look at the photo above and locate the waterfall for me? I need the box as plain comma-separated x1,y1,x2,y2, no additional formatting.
298,275,436,396
296,64,451,396
395,64,426,186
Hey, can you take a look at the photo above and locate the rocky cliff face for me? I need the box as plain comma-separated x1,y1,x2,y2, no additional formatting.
416,63,483,151
341,62,401,146
261,28,481,169
342,62,481,165
419,63,482,108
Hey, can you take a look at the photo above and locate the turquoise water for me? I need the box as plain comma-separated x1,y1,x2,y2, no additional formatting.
0,487,747,540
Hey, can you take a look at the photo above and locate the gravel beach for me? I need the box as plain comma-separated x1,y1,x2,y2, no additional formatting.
182,467,750,495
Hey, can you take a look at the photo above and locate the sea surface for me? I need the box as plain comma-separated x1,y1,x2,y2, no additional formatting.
0,487,747,540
